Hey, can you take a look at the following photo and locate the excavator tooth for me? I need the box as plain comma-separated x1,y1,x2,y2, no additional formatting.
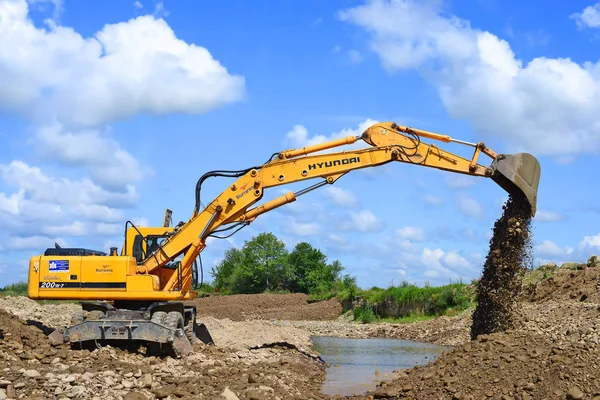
490,153,541,217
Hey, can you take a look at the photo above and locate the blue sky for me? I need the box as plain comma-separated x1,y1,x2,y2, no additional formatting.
0,0,599,288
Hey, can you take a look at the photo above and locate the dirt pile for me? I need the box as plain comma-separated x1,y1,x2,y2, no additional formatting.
189,293,342,321
526,263,600,303
0,296,80,329
352,300,600,400
471,193,533,339
351,330,600,400
0,297,330,399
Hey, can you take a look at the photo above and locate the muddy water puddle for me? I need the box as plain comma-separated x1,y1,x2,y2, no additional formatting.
312,336,448,397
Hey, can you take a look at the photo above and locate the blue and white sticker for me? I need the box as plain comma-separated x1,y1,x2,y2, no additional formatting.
49,260,69,272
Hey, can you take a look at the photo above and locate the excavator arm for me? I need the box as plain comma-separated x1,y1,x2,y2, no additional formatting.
140,122,541,294
29,121,541,357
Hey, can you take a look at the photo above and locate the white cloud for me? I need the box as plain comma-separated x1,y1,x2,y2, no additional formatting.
338,0,600,157
535,210,565,222
443,250,471,270
456,196,484,219
340,210,383,232
535,240,574,258
285,119,379,149
41,221,87,236
581,233,600,250
36,123,150,190
6,236,66,251
153,1,169,18
421,248,444,270
0,0,244,127
348,49,364,64
0,190,24,214
0,161,138,247
422,194,445,205
280,216,322,236
0,161,139,209
134,1,143,9
571,2,600,29
396,226,425,241
445,175,477,189
322,186,359,208
96,223,123,236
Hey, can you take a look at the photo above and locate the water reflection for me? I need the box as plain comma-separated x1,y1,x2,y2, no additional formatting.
312,336,448,397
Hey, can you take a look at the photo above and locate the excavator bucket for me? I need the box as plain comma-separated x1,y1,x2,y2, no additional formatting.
489,153,541,217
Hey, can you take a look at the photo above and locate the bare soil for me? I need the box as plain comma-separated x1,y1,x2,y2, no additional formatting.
0,296,328,400
188,293,342,321
3,263,600,399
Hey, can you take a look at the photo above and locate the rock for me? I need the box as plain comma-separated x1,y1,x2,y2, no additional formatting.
0,389,6,400
141,374,152,388
220,387,240,400
588,255,600,269
152,388,170,399
22,370,40,378
0,381,10,388
560,262,580,270
373,390,395,398
248,374,258,384
123,392,148,400
258,385,274,393
5,385,14,399
567,388,584,399
14,383,25,389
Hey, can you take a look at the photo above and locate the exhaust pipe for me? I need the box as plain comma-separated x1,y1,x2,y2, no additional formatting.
490,153,541,217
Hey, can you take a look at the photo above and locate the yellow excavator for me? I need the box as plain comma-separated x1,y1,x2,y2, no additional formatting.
27,122,541,356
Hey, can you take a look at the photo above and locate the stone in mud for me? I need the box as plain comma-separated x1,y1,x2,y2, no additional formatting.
471,193,533,339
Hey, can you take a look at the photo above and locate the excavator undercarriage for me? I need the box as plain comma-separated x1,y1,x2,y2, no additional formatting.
49,300,214,357
29,121,541,357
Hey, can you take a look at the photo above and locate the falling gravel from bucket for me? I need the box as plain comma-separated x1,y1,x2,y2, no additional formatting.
470,192,533,339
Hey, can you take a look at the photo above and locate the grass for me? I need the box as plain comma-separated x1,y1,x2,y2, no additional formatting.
0,281,28,296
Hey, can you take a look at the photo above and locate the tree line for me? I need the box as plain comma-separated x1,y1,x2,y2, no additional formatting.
209,232,358,296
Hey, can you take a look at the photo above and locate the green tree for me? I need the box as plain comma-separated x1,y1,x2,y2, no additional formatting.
287,242,328,293
211,233,289,294
239,232,289,293
210,247,243,290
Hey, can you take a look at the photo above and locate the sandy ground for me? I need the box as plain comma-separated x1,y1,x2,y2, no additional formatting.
2,266,600,399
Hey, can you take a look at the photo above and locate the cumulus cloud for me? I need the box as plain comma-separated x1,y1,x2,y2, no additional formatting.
285,119,378,149
571,2,600,29
581,233,600,250
339,210,383,232
445,174,477,189
338,0,600,157
0,161,138,209
36,124,151,190
0,161,139,246
422,194,445,205
5,236,66,251
280,216,322,236
456,196,484,219
396,226,425,241
0,0,245,127
535,240,574,258
535,210,565,223
322,186,359,208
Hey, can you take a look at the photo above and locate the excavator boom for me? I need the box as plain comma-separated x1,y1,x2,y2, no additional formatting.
27,121,541,356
